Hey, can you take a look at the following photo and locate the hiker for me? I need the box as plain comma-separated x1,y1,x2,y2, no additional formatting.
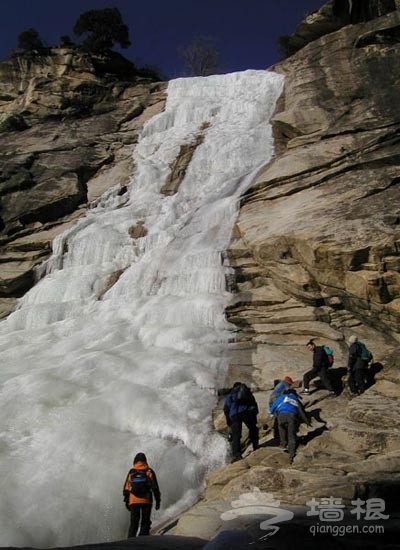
123,452,161,538
301,339,335,395
269,388,310,463
347,335,372,395
269,376,294,444
223,382,259,462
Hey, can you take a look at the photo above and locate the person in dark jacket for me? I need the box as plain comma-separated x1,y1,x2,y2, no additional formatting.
223,382,259,462
347,334,369,395
269,388,310,463
123,452,161,538
301,340,335,395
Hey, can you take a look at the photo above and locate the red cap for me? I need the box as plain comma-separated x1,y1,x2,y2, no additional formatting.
284,376,293,384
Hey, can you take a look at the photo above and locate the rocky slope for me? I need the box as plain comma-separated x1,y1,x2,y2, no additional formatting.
168,3,400,545
0,1,400,547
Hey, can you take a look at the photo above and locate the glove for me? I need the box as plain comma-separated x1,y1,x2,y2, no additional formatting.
155,501,160,510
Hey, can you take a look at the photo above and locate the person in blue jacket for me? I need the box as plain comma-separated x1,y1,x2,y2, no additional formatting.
269,388,310,463
269,376,294,444
224,382,259,462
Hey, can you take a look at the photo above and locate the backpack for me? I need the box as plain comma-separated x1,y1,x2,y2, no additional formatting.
130,468,151,498
232,383,253,406
358,342,373,362
323,345,334,366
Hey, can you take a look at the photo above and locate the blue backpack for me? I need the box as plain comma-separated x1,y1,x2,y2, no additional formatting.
130,468,151,497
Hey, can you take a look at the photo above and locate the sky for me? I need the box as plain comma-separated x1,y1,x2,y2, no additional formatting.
0,0,325,78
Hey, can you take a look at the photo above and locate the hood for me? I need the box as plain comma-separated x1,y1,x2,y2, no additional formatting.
133,460,149,469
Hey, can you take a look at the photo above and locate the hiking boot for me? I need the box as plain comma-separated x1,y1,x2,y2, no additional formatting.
300,389,310,394
328,391,336,397
231,455,242,463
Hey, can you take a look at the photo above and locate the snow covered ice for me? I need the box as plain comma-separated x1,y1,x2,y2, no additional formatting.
0,70,283,547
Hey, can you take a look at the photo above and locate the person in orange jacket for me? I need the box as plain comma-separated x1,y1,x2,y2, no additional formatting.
123,452,161,537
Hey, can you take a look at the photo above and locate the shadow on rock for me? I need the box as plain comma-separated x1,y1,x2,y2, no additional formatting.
365,362,383,389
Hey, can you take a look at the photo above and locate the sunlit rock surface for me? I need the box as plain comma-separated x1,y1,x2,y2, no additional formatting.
170,6,400,544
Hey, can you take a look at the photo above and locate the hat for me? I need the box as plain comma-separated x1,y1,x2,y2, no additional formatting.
284,376,293,384
348,335,358,344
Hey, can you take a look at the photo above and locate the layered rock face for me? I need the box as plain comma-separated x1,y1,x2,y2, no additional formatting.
170,6,400,543
235,8,400,343
223,7,400,390
0,48,166,316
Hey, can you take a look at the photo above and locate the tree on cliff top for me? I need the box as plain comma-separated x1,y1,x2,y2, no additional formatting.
73,7,131,53
17,28,47,54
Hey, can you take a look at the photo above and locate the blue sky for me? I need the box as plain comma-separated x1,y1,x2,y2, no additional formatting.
0,0,325,78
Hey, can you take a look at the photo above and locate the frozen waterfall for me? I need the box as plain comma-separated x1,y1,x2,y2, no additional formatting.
0,70,284,547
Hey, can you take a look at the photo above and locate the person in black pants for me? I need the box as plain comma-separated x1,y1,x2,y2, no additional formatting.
223,382,259,462
123,452,161,537
270,388,311,463
301,340,335,395
347,334,369,395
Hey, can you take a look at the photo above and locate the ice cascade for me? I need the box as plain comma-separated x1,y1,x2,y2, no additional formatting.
0,70,284,547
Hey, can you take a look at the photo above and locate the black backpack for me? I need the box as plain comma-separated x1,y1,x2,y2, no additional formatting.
233,383,253,406
130,468,151,498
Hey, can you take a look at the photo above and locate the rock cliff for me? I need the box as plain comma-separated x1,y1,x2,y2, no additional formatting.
168,3,400,545
0,48,166,317
1,1,400,546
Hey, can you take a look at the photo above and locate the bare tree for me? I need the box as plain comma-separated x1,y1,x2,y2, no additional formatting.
179,36,223,77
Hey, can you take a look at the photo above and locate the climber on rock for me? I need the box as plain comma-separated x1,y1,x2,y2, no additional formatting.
223,382,259,463
269,387,310,464
301,340,336,396
347,334,373,396
269,376,295,444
